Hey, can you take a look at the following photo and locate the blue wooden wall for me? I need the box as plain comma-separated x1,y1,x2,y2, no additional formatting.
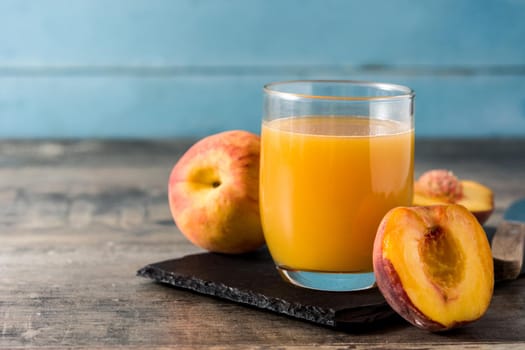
0,0,524,138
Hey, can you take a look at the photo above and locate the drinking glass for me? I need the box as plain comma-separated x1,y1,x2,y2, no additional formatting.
260,80,415,291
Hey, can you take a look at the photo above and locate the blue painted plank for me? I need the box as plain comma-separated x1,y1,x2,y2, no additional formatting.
1,0,523,138
0,0,524,66
1,74,524,138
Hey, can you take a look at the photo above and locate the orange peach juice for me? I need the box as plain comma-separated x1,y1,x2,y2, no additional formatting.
260,116,414,273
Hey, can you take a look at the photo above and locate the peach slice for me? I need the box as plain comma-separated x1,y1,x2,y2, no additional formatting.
373,204,494,331
413,170,494,224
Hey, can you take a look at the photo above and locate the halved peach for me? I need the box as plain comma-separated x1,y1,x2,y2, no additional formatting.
373,204,494,331
413,170,494,224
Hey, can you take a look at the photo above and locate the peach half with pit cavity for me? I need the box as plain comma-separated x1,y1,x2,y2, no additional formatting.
413,169,494,224
373,204,494,331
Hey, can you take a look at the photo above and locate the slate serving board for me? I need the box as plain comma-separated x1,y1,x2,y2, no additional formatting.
137,248,398,331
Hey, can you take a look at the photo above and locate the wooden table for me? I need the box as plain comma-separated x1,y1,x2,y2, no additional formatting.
1,139,524,349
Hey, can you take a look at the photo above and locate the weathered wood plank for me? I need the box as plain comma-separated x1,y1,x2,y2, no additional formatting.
0,139,524,348
1,228,525,347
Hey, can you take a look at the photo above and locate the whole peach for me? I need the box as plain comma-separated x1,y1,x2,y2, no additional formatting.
168,130,264,254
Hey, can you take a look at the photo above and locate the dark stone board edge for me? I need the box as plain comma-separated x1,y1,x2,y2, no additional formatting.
137,263,337,327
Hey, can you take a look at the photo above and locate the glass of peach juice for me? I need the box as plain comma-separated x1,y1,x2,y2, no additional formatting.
260,80,415,291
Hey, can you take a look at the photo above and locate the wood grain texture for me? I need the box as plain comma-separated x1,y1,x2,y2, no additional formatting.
492,222,525,280
1,139,525,349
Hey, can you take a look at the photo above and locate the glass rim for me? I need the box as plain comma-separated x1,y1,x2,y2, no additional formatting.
263,79,415,101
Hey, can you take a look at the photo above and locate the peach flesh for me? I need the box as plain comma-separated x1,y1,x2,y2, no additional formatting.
373,205,494,331
414,170,494,225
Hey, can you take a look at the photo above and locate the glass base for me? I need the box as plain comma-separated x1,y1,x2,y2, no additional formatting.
277,265,376,292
